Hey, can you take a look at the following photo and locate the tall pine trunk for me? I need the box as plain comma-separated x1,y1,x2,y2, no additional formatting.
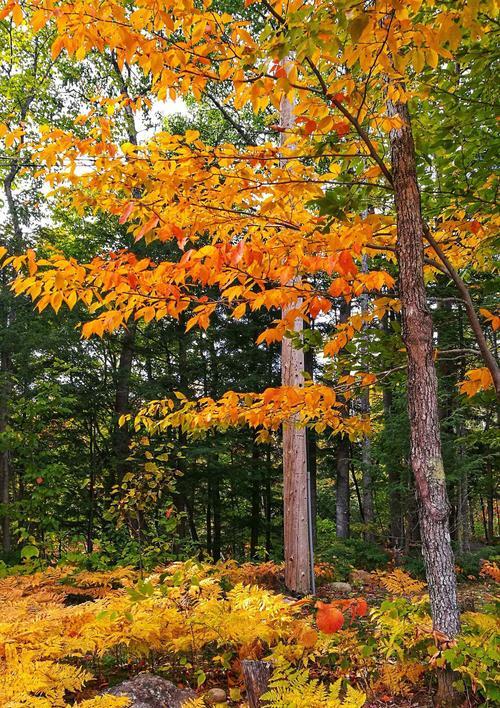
389,99,460,703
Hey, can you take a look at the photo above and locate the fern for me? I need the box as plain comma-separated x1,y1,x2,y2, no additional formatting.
377,569,426,597
261,660,366,708
183,699,206,708
76,698,131,708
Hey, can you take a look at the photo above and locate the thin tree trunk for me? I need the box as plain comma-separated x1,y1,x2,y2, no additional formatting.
265,445,272,557
0,343,11,553
456,421,470,554
360,388,374,540
486,459,494,543
468,494,475,540
389,98,459,703
351,462,364,523
480,494,488,541
384,385,403,548
360,253,374,540
335,435,350,539
250,442,260,559
206,477,212,556
0,143,27,555
110,328,135,488
212,474,221,561
280,60,313,594
108,54,140,493
86,419,96,554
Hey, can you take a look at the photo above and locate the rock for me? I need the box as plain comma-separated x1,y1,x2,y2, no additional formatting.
349,569,372,586
204,687,227,704
106,672,196,708
326,581,352,594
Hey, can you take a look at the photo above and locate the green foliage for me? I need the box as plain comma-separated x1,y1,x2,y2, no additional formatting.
315,520,389,579
444,605,500,703
455,547,499,580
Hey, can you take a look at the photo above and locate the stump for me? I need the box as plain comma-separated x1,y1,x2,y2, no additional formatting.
242,659,272,708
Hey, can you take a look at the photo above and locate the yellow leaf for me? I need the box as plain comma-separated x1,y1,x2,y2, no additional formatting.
12,3,23,25
232,303,246,319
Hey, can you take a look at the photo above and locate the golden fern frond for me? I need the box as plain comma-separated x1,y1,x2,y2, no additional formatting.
74,697,131,707
182,699,206,708
262,660,365,708
463,611,499,634
378,569,426,597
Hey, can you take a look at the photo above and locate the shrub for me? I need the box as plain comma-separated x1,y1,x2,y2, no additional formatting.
315,521,389,579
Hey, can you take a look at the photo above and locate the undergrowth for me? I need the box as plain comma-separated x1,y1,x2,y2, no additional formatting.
0,560,498,706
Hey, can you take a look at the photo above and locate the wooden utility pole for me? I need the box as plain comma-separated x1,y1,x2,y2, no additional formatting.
280,63,314,594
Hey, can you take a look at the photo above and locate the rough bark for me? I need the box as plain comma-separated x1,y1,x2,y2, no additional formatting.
389,99,460,703
389,99,460,638
242,660,272,708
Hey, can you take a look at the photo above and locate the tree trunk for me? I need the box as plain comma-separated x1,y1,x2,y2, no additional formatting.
250,442,260,559
456,470,471,555
265,445,272,557
335,299,351,539
0,328,12,554
242,660,272,708
212,474,221,561
206,477,212,556
304,342,317,541
389,98,460,703
486,459,494,543
360,388,374,540
384,385,403,548
86,419,96,555
335,435,350,539
110,328,135,488
360,253,374,540
280,60,313,595
1,151,26,556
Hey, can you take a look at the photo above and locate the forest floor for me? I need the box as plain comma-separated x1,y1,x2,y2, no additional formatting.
0,559,498,707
